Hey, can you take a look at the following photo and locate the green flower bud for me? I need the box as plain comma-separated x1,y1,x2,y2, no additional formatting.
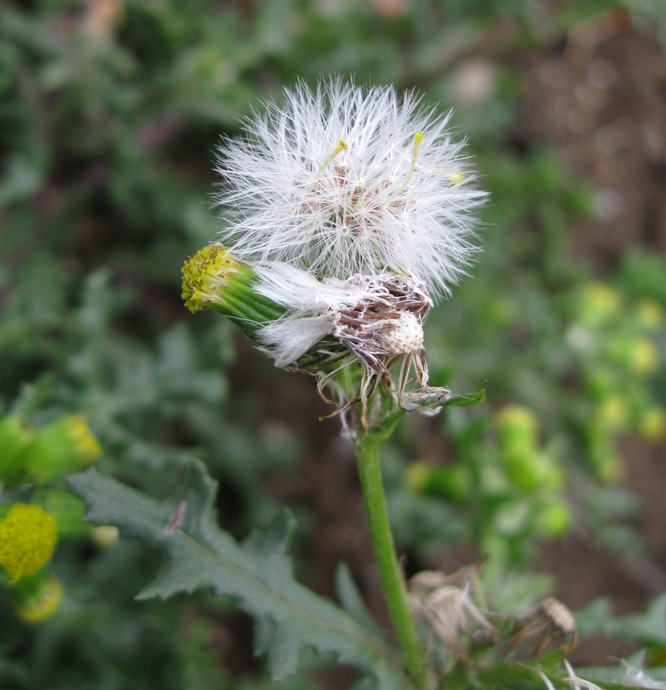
0,415,36,481
181,245,286,338
539,455,566,492
496,405,539,458
535,498,572,538
503,450,561,493
10,571,63,624
405,461,471,503
27,415,101,483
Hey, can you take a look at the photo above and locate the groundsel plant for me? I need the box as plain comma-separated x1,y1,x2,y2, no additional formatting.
181,79,487,688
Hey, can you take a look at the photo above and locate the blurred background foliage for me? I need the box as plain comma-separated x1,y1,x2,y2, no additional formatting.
2,0,666,687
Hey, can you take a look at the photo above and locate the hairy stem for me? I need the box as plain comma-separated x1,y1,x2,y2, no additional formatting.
355,430,427,689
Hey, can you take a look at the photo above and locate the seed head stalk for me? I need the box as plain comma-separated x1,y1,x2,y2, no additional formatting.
355,417,427,689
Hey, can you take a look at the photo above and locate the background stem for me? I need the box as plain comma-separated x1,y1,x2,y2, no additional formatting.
356,431,427,689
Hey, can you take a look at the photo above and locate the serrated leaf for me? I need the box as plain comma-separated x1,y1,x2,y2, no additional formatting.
335,562,381,635
257,619,300,680
67,462,410,688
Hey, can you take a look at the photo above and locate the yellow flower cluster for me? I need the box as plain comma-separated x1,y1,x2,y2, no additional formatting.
0,504,58,582
181,245,246,314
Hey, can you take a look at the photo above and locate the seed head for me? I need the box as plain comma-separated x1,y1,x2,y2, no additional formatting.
215,79,485,299
374,311,424,355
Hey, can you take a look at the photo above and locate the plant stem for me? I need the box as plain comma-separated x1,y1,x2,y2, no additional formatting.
355,431,427,689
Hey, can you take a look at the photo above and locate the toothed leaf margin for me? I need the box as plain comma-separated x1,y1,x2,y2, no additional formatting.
67,461,411,688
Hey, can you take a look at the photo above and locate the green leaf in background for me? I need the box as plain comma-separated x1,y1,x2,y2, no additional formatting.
575,595,666,646
67,460,410,688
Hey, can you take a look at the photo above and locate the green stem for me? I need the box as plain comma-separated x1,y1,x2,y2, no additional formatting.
355,431,427,689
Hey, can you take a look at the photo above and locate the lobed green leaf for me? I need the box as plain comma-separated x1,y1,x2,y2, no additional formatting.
67,461,411,688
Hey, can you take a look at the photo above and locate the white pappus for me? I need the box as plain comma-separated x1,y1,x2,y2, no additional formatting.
215,78,486,301
253,262,430,369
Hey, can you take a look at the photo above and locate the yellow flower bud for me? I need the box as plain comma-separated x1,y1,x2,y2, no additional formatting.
636,299,665,331
0,504,58,581
182,245,248,314
628,338,659,378
92,525,120,549
637,407,666,443
66,415,102,464
27,415,101,483
181,246,286,338
14,573,63,624
594,395,630,433
577,282,622,327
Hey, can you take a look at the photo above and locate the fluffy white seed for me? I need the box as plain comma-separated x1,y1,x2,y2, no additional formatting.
215,78,486,300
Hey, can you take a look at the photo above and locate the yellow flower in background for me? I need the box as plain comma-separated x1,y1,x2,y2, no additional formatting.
638,406,666,443
15,573,63,624
577,282,622,327
28,415,102,483
92,525,120,549
636,299,665,331
65,415,102,464
594,395,630,433
0,504,57,581
628,338,660,378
